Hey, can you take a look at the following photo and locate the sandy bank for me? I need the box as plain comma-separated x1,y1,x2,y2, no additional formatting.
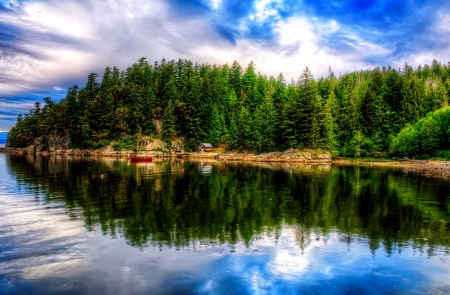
188,151,331,163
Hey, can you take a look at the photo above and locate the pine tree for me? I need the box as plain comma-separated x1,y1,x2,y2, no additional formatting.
127,85,144,135
241,61,261,111
296,67,321,148
400,75,425,124
65,85,82,147
227,117,239,150
323,90,339,154
230,61,242,96
181,74,206,149
162,100,176,142
142,86,156,135
282,91,301,148
8,56,450,157
209,104,222,146
254,95,277,152
338,82,361,146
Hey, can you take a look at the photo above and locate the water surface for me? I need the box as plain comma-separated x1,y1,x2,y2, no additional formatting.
1,154,450,294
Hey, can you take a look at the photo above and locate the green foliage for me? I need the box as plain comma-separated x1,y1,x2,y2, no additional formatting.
113,136,137,151
254,95,277,152
391,107,450,157
390,125,420,156
418,116,442,154
433,150,450,160
93,139,111,149
227,117,239,149
208,104,222,146
6,57,450,157
162,99,176,142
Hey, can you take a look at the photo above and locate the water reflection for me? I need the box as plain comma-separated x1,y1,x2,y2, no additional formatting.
1,154,450,294
8,154,450,250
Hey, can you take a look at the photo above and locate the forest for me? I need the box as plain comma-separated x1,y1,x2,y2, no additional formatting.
6,57,450,158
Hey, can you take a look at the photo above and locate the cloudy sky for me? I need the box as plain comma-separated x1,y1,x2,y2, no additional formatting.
1,0,450,131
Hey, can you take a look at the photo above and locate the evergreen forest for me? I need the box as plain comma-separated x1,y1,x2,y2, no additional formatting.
7,57,450,158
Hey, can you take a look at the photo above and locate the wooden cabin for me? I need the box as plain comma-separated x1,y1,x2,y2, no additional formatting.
198,143,213,152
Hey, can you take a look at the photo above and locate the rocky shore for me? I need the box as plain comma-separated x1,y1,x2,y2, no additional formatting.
2,146,450,179
0,146,332,162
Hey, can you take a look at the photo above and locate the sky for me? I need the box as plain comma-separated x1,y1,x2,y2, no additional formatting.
1,0,450,131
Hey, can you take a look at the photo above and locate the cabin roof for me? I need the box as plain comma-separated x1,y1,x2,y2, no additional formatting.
201,143,213,148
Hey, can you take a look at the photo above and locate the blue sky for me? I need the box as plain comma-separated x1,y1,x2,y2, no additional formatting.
1,0,450,131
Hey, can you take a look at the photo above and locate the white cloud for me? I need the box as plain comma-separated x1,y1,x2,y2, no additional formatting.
210,0,222,10
251,0,280,23
0,0,358,99
0,0,226,96
1,0,449,111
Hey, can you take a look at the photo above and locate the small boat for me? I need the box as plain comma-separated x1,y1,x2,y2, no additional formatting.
130,155,153,162
130,135,152,162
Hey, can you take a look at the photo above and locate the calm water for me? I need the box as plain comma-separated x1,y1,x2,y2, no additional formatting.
1,154,450,295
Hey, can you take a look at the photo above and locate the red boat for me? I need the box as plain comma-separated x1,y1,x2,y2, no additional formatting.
130,155,153,162
130,136,153,162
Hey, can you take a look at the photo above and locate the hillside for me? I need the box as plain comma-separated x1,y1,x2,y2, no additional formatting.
6,58,450,157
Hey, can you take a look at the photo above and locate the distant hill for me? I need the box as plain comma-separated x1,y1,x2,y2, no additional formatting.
0,132,8,144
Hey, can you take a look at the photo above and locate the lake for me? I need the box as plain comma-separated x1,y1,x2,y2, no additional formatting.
1,153,450,294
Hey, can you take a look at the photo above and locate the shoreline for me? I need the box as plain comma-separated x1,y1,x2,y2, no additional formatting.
0,147,333,163
333,158,450,179
1,147,450,179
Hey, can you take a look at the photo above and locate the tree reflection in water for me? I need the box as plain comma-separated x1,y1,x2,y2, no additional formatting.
6,154,450,255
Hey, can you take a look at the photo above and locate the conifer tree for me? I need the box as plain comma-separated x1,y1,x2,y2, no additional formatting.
7,56,450,158
401,76,425,124
296,67,321,147
282,92,301,148
127,85,144,135
238,107,255,149
142,86,156,135
227,117,239,150
323,90,339,154
209,104,222,146
338,83,361,148
65,85,82,147
162,99,176,142
230,61,242,96
254,95,277,152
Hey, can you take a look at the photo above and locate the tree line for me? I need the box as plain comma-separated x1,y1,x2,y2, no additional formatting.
7,57,450,157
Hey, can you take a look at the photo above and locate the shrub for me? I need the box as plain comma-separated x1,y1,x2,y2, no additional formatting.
391,106,450,157
395,125,420,157
435,150,450,160
93,139,111,149
113,136,137,151
418,116,442,154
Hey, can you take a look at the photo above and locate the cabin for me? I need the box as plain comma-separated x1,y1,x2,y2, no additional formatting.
198,143,213,152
